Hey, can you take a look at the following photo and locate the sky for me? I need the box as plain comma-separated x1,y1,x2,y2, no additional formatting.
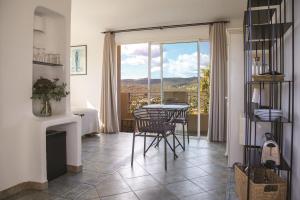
121,42,210,80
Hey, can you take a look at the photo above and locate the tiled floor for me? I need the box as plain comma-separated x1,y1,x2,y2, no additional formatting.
6,133,236,200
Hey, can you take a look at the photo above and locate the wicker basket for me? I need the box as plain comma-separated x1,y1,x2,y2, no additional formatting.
234,165,287,200
252,74,284,82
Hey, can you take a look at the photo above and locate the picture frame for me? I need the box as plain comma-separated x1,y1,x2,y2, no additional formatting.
70,45,87,75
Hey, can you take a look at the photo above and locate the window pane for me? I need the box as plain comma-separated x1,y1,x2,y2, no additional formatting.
162,42,198,136
150,44,161,104
120,43,148,129
199,41,210,136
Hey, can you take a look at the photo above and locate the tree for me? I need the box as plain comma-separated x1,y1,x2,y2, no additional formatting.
200,68,210,113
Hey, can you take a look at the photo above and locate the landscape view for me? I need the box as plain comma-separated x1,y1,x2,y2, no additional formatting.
120,42,210,135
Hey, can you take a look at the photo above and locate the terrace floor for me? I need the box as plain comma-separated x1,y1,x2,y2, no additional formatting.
7,133,238,200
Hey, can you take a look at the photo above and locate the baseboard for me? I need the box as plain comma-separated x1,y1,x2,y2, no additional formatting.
0,166,82,199
0,181,48,200
67,165,82,173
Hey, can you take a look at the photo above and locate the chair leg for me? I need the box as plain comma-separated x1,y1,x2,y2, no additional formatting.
173,131,176,160
156,133,160,147
182,123,186,150
131,132,135,167
164,135,167,171
187,123,190,144
143,132,146,157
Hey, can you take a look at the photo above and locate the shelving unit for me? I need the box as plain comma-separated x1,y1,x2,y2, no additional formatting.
243,0,294,199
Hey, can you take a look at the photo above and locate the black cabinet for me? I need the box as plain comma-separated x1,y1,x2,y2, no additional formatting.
46,130,67,181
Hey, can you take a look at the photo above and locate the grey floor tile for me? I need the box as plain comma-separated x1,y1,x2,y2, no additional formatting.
176,167,209,179
96,179,131,197
151,171,187,184
117,165,149,178
135,187,178,200
6,134,230,200
74,187,100,200
125,175,161,191
191,175,227,191
166,180,205,198
179,191,221,200
62,183,94,199
100,192,138,200
5,190,66,200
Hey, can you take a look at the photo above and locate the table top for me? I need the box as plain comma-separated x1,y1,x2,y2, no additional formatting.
143,104,189,110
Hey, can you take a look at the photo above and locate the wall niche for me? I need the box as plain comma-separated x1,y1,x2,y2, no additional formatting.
32,7,67,117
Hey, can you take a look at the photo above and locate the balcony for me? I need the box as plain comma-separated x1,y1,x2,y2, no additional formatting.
120,91,209,136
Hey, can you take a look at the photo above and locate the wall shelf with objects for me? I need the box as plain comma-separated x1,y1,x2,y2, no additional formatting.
239,0,295,200
32,7,67,117
33,61,64,67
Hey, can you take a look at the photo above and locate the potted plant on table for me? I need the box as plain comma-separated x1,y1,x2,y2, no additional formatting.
32,77,69,117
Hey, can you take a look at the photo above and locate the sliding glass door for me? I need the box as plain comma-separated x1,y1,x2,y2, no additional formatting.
120,41,210,137
161,42,199,136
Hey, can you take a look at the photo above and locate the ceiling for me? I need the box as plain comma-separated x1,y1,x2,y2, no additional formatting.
71,0,245,32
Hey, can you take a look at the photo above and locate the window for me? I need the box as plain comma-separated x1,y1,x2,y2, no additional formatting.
120,41,210,136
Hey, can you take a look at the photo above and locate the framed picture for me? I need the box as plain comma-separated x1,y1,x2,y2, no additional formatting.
70,45,87,75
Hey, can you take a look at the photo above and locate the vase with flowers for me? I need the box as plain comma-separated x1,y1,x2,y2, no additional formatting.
32,77,69,117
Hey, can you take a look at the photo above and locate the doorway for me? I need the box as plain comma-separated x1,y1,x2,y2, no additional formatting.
119,41,210,137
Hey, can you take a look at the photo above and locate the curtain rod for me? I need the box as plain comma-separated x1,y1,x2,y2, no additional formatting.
102,20,229,34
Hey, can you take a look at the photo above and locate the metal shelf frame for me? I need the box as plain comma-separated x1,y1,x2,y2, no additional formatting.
243,0,294,199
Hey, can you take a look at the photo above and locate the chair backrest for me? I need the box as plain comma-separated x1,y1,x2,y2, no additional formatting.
133,108,173,133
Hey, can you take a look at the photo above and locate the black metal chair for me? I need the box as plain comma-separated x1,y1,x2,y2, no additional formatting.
165,103,189,150
131,108,177,170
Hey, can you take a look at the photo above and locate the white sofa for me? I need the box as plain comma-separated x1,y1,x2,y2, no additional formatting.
72,107,99,136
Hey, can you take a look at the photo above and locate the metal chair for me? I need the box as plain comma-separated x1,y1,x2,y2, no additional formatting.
131,108,177,170
165,103,189,150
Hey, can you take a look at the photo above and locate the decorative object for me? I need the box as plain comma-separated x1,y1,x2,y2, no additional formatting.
252,88,267,106
32,77,69,117
235,165,287,200
254,109,283,121
70,45,87,75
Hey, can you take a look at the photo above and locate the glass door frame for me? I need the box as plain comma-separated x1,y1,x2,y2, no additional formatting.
148,40,208,138
119,40,209,138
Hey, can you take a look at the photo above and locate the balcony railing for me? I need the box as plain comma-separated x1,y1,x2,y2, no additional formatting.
120,91,209,135
121,91,209,115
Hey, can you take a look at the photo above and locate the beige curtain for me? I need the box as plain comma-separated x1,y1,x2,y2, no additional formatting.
208,23,227,142
99,33,119,133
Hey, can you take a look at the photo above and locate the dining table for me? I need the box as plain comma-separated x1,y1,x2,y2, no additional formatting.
142,104,189,118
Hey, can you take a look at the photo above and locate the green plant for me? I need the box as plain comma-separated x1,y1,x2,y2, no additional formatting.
32,77,69,102
200,68,210,113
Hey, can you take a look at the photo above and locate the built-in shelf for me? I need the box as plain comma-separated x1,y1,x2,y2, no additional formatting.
33,61,63,67
244,9,276,25
251,116,291,123
32,7,67,117
244,145,291,171
247,80,292,84
247,23,292,40
249,0,282,8
245,40,274,50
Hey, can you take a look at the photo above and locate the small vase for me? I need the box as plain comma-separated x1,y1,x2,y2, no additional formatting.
40,99,52,117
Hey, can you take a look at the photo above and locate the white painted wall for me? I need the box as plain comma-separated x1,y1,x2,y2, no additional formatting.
0,0,72,192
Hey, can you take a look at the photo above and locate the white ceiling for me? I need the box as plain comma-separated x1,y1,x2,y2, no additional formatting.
71,0,245,32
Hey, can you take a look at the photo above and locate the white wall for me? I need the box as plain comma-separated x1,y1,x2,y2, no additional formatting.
0,0,71,191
